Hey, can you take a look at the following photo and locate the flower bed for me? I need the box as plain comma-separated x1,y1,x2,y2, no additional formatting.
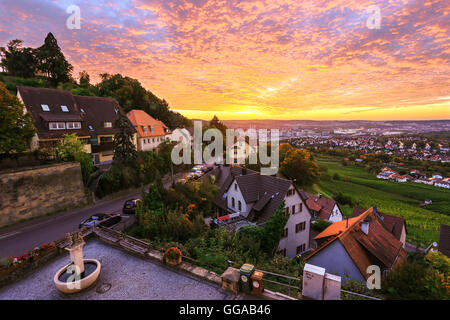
0,243,58,288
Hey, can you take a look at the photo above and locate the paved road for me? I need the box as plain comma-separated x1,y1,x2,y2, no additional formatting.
0,190,142,258
0,168,205,259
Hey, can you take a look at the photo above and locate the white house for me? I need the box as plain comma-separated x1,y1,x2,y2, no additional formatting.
214,167,312,258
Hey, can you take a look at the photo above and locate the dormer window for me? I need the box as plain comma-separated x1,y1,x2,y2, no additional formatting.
61,105,69,112
143,127,148,134
104,122,112,128
80,108,85,113
49,122,65,130
41,104,50,111
151,126,154,133
89,125,94,131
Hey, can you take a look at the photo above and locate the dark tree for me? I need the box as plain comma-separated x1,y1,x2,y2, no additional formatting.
0,39,38,78
96,73,192,130
78,70,90,88
37,33,73,86
113,114,137,166
0,82,35,155
209,115,227,136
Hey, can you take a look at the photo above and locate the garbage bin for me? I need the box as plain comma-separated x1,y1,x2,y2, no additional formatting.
239,263,255,293
251,270,264,296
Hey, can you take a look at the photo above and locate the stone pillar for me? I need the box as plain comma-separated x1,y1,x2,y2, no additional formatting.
67,243,85,274
302,263,325,300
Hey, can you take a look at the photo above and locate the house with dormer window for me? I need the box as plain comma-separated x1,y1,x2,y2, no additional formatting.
213,166,312,258
126,109,171,151
16,86,132,165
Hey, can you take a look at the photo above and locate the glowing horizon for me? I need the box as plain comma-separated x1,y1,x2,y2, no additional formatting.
0,0,449,121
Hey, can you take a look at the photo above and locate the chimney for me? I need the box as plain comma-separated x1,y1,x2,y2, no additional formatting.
346,217,348,228
361,220,370,235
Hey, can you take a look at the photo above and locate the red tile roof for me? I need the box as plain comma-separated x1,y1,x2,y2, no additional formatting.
126,109,169,138
306,207,407,279
352,206,406,241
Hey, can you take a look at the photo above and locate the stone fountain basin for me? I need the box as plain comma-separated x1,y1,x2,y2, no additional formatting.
53,259,101,294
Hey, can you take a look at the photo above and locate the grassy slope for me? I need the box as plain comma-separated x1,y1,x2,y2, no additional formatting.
313,156,450,247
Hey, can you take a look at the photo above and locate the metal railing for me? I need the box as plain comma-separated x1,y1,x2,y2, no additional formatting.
341,289,382,300
255,269,301,298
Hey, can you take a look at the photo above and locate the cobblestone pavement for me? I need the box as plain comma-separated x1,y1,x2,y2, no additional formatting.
0,239,234,300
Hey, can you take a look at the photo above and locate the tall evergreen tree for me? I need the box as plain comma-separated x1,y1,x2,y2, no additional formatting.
0,82,35,155
209,115,227,136
37,33,73,86
113,114,137,166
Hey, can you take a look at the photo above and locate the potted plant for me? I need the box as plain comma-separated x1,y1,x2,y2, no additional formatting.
164,247,182,266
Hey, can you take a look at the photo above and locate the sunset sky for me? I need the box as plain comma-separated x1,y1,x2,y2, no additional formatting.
0,0,449,120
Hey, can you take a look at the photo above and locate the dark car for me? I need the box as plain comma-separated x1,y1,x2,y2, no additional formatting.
122,198,141,215
79,213,121,229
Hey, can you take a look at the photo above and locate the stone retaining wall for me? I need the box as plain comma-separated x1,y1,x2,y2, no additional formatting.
0,162,88,228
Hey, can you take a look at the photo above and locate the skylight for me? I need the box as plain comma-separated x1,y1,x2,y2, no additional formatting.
41,104,50,111
89,125,94,131
61,105,69,112
80,108,85,113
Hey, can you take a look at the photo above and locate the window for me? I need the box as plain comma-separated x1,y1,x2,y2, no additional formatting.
153,138,155,143
89,125,94,131
143,127,148,134
296,244,306,254
238,201,242,211
292,205,296,214
151,126,154,133
104,122,112,128
61,105,69,112
283,207,289,217
143,139,146,144
296,222,306,233
49,122,65,130
41,104,50,111
234,183,237,191
80,108,85,113
281,228,288,238
299,203,303,212
66,122,81,129
232,197,235,208
100,136,113,143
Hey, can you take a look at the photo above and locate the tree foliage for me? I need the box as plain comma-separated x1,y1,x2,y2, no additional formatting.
96,73,192,130
279,143,319,186
0,82,35,154
113,114,138,166
37,33,73,85
0,39,38,78
382,251,449,300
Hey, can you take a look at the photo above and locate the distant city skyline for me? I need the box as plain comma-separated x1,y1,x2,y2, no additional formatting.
0,0,449,120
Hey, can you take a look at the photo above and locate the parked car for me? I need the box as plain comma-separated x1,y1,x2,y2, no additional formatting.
194,170,203,178
79,213,121,229
187,172,196,180
122,198,141,215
